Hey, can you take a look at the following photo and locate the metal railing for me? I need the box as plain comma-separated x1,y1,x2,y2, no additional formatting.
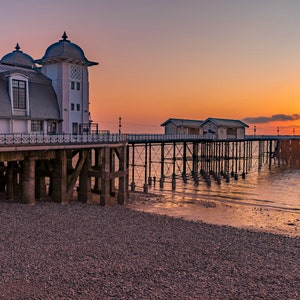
127,134,300,143
126,134,211,143
0,133,299,147
0,133,127,146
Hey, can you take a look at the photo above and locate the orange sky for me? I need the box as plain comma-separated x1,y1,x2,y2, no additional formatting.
1,0,300,135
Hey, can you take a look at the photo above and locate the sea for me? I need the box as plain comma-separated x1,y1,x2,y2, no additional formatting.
129,142,300,214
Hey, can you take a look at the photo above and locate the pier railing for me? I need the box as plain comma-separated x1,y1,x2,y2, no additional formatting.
0,133,127,146
126,134,300,143
126,134,211,143
0,133,300,147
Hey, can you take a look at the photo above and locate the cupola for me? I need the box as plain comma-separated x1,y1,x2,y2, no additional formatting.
0,44,36,69
35,32,98,66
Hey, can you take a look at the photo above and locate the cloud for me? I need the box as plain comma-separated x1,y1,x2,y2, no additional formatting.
243,114,300,124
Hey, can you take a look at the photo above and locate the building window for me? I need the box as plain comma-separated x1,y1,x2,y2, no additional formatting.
71,81,81,90
76,104,80,111
12,79,26,109
72,122,78,135
71,103,75,111
48,121,57,134
31,120,43,132
227,128,237,135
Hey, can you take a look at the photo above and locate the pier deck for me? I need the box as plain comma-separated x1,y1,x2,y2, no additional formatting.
0,133,299,204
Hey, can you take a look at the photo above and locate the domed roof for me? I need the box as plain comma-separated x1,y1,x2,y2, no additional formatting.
35,32,98,66
0,44,35,69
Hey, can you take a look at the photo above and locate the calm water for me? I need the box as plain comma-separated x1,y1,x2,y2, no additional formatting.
146,165,300,212
129,143,300,213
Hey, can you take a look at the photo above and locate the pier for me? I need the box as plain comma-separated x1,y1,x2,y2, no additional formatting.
0,133,299,204
0,134,128,205
127,134,300,192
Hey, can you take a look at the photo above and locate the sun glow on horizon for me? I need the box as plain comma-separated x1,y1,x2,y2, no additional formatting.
1,0,299,135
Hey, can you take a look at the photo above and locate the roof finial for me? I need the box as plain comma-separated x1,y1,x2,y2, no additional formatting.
62,31,68,41
15,43,21,51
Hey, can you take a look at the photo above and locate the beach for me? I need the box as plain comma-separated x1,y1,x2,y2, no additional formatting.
128,192,300,238
0,198,299,299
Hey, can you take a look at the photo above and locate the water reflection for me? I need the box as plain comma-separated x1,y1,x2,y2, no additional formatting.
147,165,300,212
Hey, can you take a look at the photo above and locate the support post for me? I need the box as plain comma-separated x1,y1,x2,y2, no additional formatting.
192,142,198,176
269,140,273,169
6,162,14,201
143,143,148,193
159,143,165,188
52,150,68,204
78,150,92,203
117,145,127,205
182,142,187,181
130,144,136,191
93,149,101,193
22,157,36,205
35,161,47,200
100,147,111,206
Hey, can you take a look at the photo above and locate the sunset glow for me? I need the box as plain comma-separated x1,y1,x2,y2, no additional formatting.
1,0,300,134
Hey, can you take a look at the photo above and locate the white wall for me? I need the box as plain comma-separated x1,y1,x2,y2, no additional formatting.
202,122,217,139
0,120,10,134
12,120,28,133
164,123,177,134
217,127,227,139
237,128,245,139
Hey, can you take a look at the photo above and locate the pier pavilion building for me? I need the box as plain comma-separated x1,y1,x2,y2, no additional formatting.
161,117,248,139
0,32,98,135
161,118,203,135
201,118,249,140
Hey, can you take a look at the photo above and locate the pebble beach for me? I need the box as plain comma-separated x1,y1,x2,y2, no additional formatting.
0,199,299,299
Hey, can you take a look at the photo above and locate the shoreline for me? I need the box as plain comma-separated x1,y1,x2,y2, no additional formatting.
0,200,299,298
127,191,300,237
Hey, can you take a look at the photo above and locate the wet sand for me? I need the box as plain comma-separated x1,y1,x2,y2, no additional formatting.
128,192,300,237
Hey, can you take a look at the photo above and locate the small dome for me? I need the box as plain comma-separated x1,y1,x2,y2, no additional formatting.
36,32,98,66
0,44,35,69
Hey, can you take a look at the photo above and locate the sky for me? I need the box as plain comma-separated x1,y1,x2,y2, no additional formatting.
1,0,300,135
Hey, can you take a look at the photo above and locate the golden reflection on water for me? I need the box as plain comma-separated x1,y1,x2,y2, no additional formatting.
129,149,300,237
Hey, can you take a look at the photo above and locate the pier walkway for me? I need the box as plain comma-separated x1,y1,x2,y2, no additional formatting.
0,133,299,204
0,133,128,206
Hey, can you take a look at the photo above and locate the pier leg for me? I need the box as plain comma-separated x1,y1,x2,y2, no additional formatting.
78,151,92,203
35,161,47,200
35,175,47,200
269,140,273,169
6,162,14,201
0,162,5,192
93,149,101,193
100,147,110,206
110,151,116,196
192,142,198,175
130,144,136,192
52,150,68,204
130,182,136,191
143,183,148,193
172,173,176,190
22,157,36,205
117,145,127,205
160,143,164,188
144,143,148,193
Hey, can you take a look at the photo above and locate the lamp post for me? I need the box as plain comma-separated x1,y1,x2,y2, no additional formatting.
119,117,122,134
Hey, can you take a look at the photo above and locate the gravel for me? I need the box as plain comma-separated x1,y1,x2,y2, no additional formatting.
0,201,299,299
